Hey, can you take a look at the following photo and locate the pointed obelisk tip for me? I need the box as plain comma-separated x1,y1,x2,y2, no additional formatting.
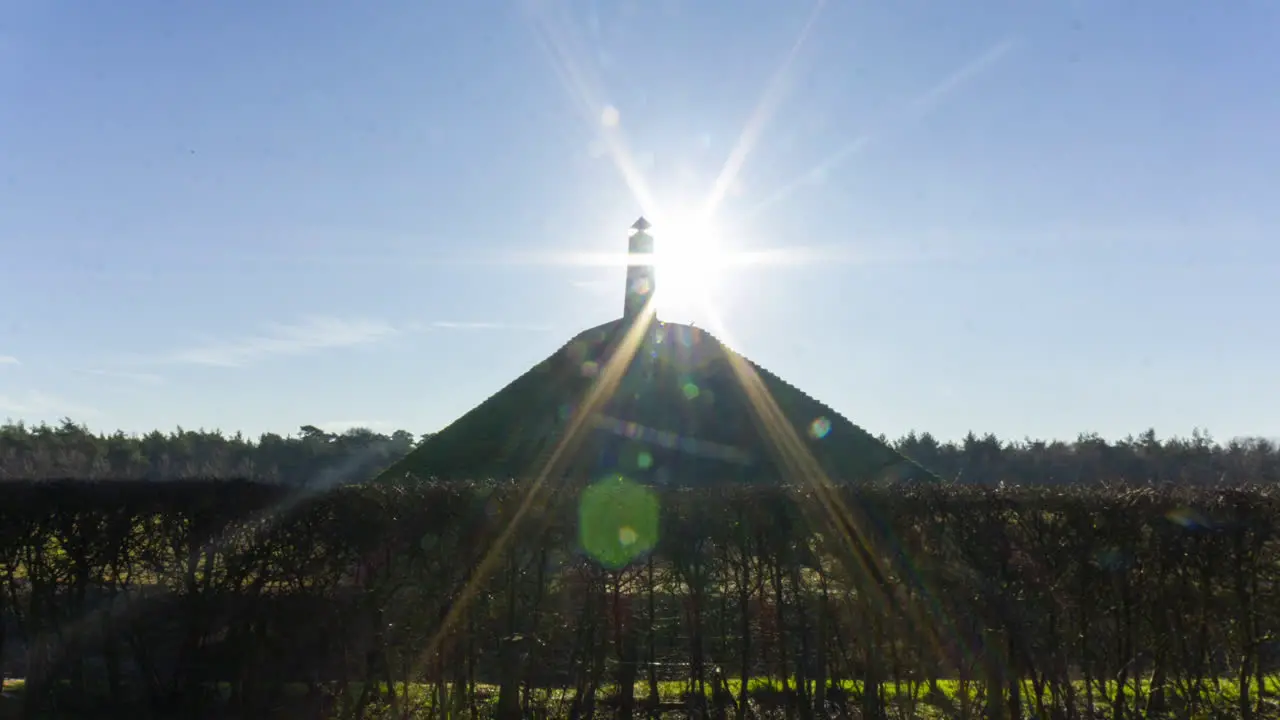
631,216,651,232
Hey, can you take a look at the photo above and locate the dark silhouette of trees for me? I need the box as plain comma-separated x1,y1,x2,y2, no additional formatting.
2,418,1275,487
0,420,422,485
892,428,1279,486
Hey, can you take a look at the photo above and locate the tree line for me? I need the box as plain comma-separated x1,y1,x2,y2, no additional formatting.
0,420,424,485
3,479,1279,719
1,418,1277,486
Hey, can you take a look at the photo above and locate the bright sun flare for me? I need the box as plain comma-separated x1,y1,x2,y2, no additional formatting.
650,212,724,314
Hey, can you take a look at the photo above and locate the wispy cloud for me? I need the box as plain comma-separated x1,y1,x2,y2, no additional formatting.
151,316,401,368
0,391,101,420
0,355,19,366
117,315,549,371
81,368,166,386
430,321,553,331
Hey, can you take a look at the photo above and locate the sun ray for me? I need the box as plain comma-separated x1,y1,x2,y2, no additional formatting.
746,37,1020,220
412,294,659,670
693,300,970,675
523,0,659,217
704,0,828,218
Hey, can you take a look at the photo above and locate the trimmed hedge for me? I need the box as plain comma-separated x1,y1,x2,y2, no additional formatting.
2,479,1278,718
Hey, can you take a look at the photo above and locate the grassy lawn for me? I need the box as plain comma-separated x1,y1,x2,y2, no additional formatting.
2,674,1273,718
313,675,1280,719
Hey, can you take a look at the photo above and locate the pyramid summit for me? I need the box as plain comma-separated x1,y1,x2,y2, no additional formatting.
377,220,934,486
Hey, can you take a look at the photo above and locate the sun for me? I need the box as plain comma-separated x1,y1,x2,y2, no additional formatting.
650,210,724,314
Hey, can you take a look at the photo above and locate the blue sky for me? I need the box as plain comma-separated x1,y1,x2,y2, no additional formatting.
1,0,1277,443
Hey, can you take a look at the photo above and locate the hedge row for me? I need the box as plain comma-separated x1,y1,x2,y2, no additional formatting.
2,479,1278,719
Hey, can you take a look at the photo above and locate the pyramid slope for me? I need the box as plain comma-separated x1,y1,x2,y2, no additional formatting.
377,319,935,485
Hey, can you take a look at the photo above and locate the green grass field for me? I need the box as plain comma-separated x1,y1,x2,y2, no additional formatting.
4,674,1275,719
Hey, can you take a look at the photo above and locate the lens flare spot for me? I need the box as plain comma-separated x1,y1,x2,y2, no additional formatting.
581,360,599,378
1167,507,1210,529
809,416,832,439
621,441,652,472
1095,546,1127,571
601,104,621,127
682,382,700,400
578,475,660,569
619,526,638,546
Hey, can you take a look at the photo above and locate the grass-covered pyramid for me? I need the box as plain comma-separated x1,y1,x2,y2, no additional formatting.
377,219,935,486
